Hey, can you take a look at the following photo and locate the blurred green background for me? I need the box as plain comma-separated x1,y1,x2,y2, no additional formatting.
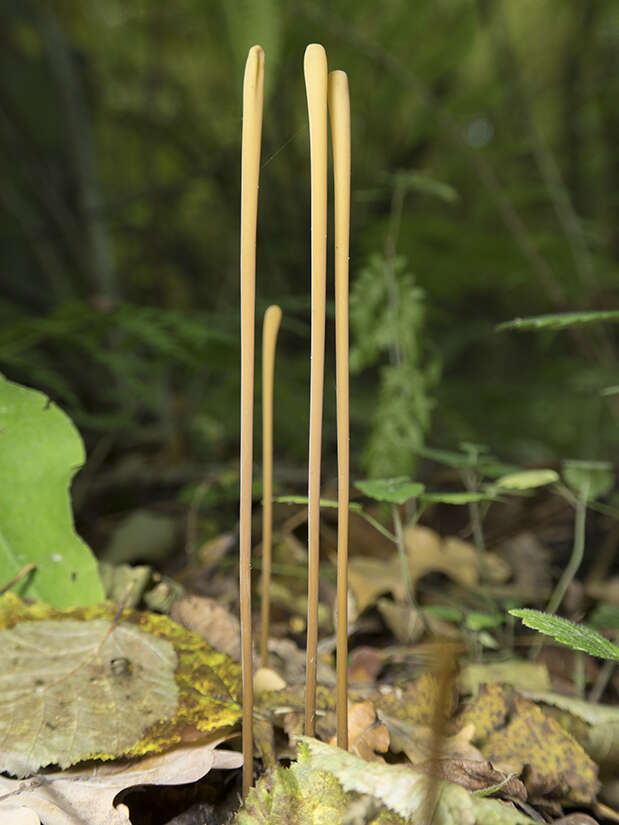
1,0,618,530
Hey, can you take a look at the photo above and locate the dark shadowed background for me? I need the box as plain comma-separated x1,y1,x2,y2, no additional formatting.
1,0,618,548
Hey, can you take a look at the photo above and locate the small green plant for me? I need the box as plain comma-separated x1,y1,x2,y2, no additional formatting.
510,609,619,661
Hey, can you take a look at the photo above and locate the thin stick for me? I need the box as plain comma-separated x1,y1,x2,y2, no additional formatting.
0,563,36,597
239,44,264,798
304,43,328,737
328,69,351,751
260,304,282,668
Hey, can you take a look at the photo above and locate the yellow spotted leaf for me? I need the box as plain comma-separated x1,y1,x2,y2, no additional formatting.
0,595,241,776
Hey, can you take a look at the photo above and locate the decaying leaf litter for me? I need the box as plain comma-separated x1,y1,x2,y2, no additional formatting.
2,40,619,825
3,490,619,824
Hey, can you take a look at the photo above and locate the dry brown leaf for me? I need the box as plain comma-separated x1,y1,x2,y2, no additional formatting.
0,742,242,825
329,701,389,761
416,756,527,799
376,598,425,644
348,557,404,613
170,594,240,660
348,646,385,683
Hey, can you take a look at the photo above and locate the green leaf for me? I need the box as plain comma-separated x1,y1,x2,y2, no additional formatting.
562,459,614,502
234,742,347,825
355,478,425,504
299,738,536,824
0,374,103,607
494,469,559,491
497,310,619,332
465,612,504,631
413,445,517,477
588,604,619,631
421,492,493,505
510,609,619,661
422,605,463,622
395,170,459,204
274,496,364,513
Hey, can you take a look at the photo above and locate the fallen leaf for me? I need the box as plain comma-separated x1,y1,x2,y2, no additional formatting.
0,616,178,776
102,509,177,565
329,701,389,760
376,672,458,728
453,683,510,743
482,696,599,806
521,690,619,774
267,637,335,686
0,742,242,825
0,595,242,774
234,743,347,825
349,646,386,683
377,598,425,644
254,667,287,693
300,737,537,824
171,594,241,660
348,557,405,614
458,661,551,694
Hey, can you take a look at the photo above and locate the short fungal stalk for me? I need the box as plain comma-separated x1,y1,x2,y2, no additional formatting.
239,44,264,798
303,43,328,737
328,69,351,751
261,304,282,668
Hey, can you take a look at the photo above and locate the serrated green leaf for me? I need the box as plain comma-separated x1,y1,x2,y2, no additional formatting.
234,743,347,825
494,470,559,490
299,738,536,825
0,374,103,607
355,478,425,504
510,609,619,661
562,460,614,502
497,310,619,332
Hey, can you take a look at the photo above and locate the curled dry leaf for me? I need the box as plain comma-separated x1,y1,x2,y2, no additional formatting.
329,700,389,761
0,742,242,825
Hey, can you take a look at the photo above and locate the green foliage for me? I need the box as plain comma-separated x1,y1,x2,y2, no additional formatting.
234,743,347,825
0,374,103,607
275,495,364,512
510,609,619,661
497,311,619,332
414,444,518,478
350,254,439,478
561,460,614,502
0,300,236,438
355,477,425,505
421,491,492,505
220,0,282,103
493,469,559,490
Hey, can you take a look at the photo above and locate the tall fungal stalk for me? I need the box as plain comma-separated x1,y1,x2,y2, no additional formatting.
238,42,352,791
303,43,328,738
328,69,351,751
239,44,264,799
260,304,282,668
